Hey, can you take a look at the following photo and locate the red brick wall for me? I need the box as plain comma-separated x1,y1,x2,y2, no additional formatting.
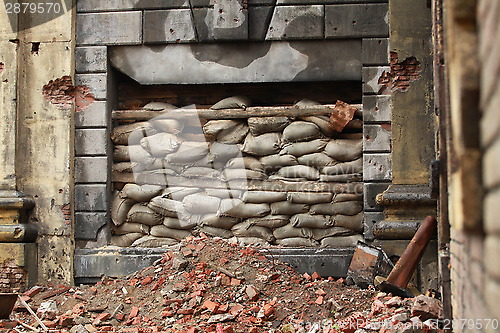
0,259,27,293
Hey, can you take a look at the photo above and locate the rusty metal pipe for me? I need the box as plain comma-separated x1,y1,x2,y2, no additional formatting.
385,216,438,289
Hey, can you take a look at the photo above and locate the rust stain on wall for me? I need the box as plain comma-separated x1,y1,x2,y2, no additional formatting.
42,75,95,112
0,62,4,74
59,203,71,226
378,52,422,92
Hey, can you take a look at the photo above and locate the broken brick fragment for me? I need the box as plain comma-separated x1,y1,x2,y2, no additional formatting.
315,296,324,305
203,300,220,313
245,285,259,301
128,306,140,319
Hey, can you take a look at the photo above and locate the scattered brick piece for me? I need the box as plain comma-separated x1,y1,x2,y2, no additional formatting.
203,300,220,313
141,276,153,286
315,289,326,296
128,307,139,319
311,272,322,280
245,285,258,301
315,296,324,305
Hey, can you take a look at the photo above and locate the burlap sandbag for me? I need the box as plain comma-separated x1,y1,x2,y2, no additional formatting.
277,165,320,180
112,222,149,235
232,221,275,242
334,193,363,202
140,133,182,158
203,120,248,144
161,187,200,201
270,201,309,215
200,214,240,229
165,141,210,164
110,233,143,247
246,215,290,229
287,192,333,204
112,162,139,173
127,203,164,226
163,217,198,230
204,188,242,199
236,237,270,246
242,133,281,156
111,195,135,226
222,169,266,180
242,191,287,203
210,142,242,165
276,237,319,247
282,121,322,142
321,158,362,175
199,226,234,239
320,235,363,248
333,212,364,232
324,139,363,162
182,167,220,179
131,235,179,247
182,132,213,142
143,102,176,111
226,156,264,172
219,199,270,218
151,117,184,135
111,122,156,145
297,153,337,168
299,115,336,136
268,175,307,182
147,196,183,217
260,154,298,171
150,225,192,241
311,227,355,240
247,116,290,136
188,154,212,168
310,201,362,216
210,96,251,110
114,145,131,162
121,184,163,202
280,139,328,157
182,193,221,214
319,174,362,182
290,214,334,229
128,145,155,168
273,224,313,239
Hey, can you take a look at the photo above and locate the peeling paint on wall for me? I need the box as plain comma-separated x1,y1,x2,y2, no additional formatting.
378,52,422,92
42,75,96,112
0,62,4,74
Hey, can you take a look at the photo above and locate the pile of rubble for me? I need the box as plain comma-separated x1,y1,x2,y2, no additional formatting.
1,236,443,333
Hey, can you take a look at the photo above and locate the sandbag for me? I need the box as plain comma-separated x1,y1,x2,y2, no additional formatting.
121,184,163,202
334,193,363,202
128,145,155,168
210,142,242,164
294,98,321,107
310,201,362,216
110,233,143,247
146,158,185,172
200,214,240,229
222,169,266,180
276,237,319,247
163,217,198,230
210,96,251,110
246,215,290,229
199,226,234,239
299,115,336,136
182,193,221,214
127,204,164,226
322,158,362,175
232,221,275,242
333,213,364,232
165,141,210,164
111,122,156,145
242,191,287,203
219,199,270,218
320,235,363,248
217,123,249,144
311,227,355,240
140,133,182,158
203,120,248,144
182,132,213,142
111,195,135,226
290,214,333,229
319,174,362,182
268,175,307,182
143,102,176,111
204,188,242,199
287,192,333,204
131,235,179,247
280,139,328,157
247,116,290,136
297,153,337,168
273,224,313,240
151,117,184,135
277,165,320,180
236,237,270,246
260,154,298,170
270,201,309,215
150,225,192,240
147,196,183,217
282,121,322,142
182,167,220,179
324,139,363,162
114,145,131,162
162,187,200,201
112,162,139,173
226,156,264,172
112,223,149,235
242,133,281,156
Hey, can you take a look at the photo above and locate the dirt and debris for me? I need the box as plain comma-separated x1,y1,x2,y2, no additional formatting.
1,235,443,333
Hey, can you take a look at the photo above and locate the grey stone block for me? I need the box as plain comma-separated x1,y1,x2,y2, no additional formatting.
362,66,390,95
325,4,389,38
363,95,391,122
75,129,108,156
364,182,390,211
75,73,107,100
77,12,142,45
364,124,391,152
362,38,389,65
266,5,324,40
75,212,108,240
76,46,107,73
189,0,212,7
144,9,197,43
77,0,190,12
192,8,212,41
248,0,275,5
75,101,108,128
192,2,248,41
75,157,108,183
249,6,274,40
363,153,392,181
75,184,108,211
364,212,384,240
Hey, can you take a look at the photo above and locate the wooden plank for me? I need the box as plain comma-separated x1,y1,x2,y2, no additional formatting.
112,105,362,121
112,172,362,193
